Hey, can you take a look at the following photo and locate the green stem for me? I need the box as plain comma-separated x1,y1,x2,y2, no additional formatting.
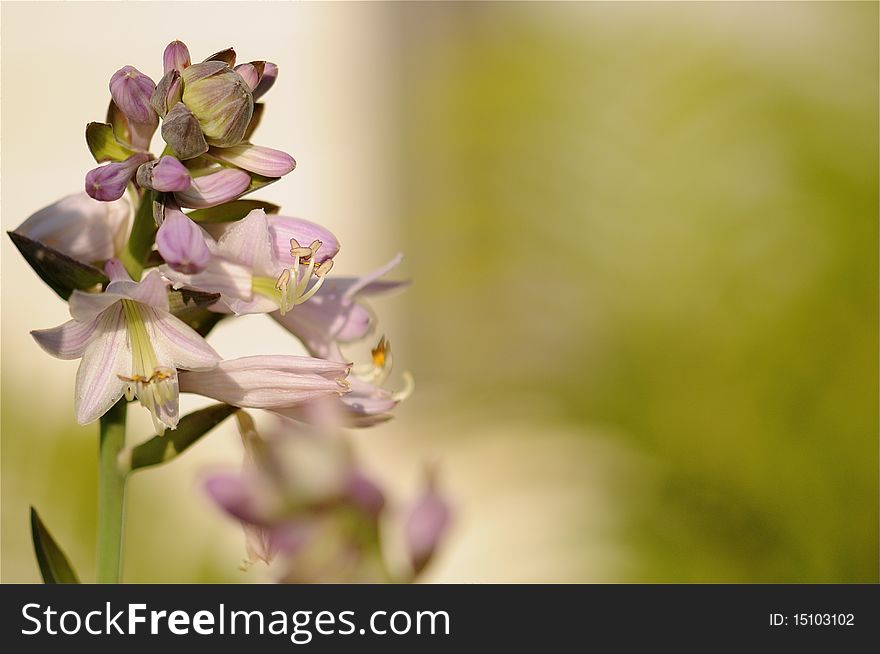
119,189,156,279
97,399,127,583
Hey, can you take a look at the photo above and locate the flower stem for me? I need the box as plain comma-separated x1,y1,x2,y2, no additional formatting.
119,189,156,279
97,398,127,583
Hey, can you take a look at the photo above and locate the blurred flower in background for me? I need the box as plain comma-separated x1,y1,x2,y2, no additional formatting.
2,2,877,583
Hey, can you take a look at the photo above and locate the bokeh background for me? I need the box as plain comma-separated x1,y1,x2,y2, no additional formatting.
2,1,877,583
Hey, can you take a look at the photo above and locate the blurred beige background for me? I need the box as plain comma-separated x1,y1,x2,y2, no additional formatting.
2,1,878,583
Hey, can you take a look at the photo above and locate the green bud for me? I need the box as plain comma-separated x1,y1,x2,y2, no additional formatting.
181,62,254,148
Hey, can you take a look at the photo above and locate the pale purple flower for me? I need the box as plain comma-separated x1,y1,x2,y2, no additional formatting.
173,168,251,208
269,255,411,426
162,210,339,316
211,144,295,178
85,153,151,202
155,208,211,274
136,155,192,192
31,259,220,432
14,192,130,263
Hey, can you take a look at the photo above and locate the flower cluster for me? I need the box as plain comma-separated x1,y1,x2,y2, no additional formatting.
206,413,450,583
10,40,448,582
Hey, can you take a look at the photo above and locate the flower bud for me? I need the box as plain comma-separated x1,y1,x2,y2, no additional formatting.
136,156,192,192
163,40,191,74
151,70,182,117
109,66,157,125
204,47,236,67
404,478,451,575
346,472,386,520
211,144,296,178
161,102,208,160
85,152,151,201
156,208,211,274
174,168,251,208
234,62,264,92
252,62,278,101
182,62,254,147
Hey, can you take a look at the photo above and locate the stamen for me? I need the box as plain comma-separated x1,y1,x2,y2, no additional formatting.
392,371,415,402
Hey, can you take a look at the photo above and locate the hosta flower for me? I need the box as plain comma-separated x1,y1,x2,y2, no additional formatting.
205,415,449,582
161,209,338,316
271,255,412,426
13,192,130,264
31,259,220,432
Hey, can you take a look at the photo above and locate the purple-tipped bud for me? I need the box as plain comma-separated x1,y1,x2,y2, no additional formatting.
174,168,251,208
109,66,157,125
234,63,261,92
211,144,296,178
252,62,278,101
85,152,151,201
346,472,386,519
161,102,209,160
182,62,254,147
404,479,451,575
136,156,192,192
156,208,211,274
163,40,191,74
151,70,182,117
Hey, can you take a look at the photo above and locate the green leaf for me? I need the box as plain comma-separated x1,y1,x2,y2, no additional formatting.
106,100,132,146
7,231,108,300
186,199,281,223
126,404,240,472
86,122,137,163
31,508,80,584
242,172,279,196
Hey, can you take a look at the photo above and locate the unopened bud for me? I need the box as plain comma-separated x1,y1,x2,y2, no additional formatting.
252,62,278,101
156,208,210,274
136,156,192,192
404,476,451,575
85,152,150,201
109,66,157,125
161,102,208,160
163,40,191,74
174,168,251,208
211,144,295,178
151,70,182,117
182,62,254,148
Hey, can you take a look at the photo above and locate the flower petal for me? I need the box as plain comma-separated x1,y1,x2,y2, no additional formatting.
74,305,130,424
31,317,101,360
267,216,339,265
146,308,220,370
68,288,125,322
123,270,170,312
162,254,254,304
14,192,130,263
215,209,276,275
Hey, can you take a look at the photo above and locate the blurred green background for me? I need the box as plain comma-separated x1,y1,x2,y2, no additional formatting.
2,2,877,582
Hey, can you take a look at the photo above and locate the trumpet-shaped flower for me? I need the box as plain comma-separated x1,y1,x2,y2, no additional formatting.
31,259,220,432
13,192,130,264
162,209,339,316
271,255,411,426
